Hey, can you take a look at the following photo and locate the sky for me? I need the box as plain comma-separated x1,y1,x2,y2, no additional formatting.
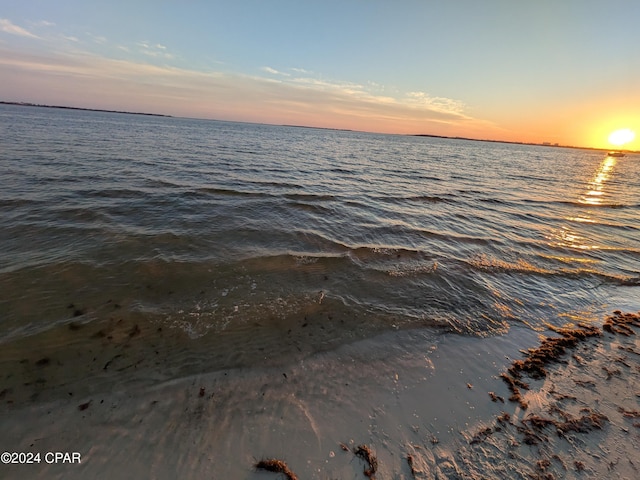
1,0,639,149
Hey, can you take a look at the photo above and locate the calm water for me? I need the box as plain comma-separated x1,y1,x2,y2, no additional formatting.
1,104,639,396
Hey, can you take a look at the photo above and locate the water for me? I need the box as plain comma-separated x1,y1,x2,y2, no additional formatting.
2,104,640,368
2,104,640,478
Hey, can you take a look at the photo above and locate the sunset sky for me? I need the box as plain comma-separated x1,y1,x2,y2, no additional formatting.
1,1,638,149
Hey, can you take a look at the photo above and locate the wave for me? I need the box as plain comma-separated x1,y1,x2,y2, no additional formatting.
564,217,639,231
402,195,454,203
414,175,444,182
142,178,184,189
245,179,305,189
287,201,335,214
71,187,151,199
283,193,337,201
329,167,357,174
410,227,495,246
467,253,639,286
347,245,432,263
193,187,273,198
0,198,48,209
505,173,555,183
526,199,637,210
478,197,510,205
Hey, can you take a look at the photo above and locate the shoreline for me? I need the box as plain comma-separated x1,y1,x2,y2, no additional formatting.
1,311,638,478
0,101,171,118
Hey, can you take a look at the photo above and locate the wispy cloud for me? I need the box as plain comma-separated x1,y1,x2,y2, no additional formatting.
137,41,175,59
261,66,290,76
0,44,497,136
406,91,467,114
91,35,107,44
32,20,55,27
0,18,39,39
0,21,469,129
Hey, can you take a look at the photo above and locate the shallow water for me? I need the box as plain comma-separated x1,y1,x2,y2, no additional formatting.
1,104,639,477
2,104,640,371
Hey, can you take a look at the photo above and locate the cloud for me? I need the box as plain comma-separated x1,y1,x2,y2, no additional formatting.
137,41,175,59
0,45,498,136
0,22,472,132
89,34,107,44
0,19,39,38
33,20,55,27
261,66,290,76
407,91,467,114
281,75,468,122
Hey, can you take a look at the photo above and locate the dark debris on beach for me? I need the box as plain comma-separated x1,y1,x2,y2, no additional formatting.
254,458,299,480
353,444,378,479
499,312,640,409
463,310,639,464
603,310,640,335
522,408,608,437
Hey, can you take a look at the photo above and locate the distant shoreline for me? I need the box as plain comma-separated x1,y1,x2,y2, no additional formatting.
411,133,638,154
2,101,636,153
0,101,172,118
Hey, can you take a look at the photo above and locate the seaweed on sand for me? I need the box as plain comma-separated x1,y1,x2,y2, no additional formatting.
512,325,601,380
603,311,640,336
555,410,608,434
406,454,417,477
254,458,298,480
469,426,494,445
354,444,378,478
522,409,608,437
499,372,529,409
500,324,601,409
617,407,640,418
488,391,504,403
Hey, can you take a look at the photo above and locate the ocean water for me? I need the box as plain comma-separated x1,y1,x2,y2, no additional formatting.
0,106,640,382
1,104,640,387
2,104,640,478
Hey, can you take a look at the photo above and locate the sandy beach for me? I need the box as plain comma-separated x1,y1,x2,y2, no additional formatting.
446,311,640,480
0,311,637,479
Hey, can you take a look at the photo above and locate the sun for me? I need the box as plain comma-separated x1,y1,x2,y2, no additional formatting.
608,128,636,146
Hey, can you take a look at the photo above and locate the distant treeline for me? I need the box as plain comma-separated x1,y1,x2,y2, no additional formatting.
0,101,171,118
412,133,611,152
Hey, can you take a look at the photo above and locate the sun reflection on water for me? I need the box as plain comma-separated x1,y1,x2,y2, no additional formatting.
580,156,616,206
546,154,618,251
550,225,599,250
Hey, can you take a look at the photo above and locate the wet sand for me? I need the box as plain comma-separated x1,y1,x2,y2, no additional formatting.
450,311,640,479
0,312,638,479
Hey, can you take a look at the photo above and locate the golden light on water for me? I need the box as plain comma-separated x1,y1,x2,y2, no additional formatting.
547,224,600,251
548,154,618,251
608,128,635,146
582,156,616,206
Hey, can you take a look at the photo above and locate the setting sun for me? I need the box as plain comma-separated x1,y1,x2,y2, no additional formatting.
608,128,636,146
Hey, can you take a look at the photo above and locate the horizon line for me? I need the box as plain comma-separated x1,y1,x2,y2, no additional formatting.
2,100,637,154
